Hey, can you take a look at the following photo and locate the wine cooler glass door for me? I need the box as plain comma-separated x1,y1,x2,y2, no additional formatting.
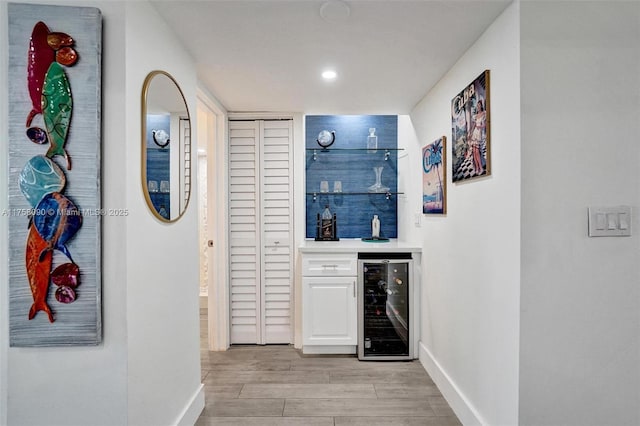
359,259,412,360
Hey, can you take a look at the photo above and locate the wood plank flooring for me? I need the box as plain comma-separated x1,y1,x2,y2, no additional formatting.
197,309,461,426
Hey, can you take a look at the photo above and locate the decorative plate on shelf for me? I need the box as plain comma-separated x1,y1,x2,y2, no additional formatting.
152,129,170,148
361,237,390,243
316,130,335,148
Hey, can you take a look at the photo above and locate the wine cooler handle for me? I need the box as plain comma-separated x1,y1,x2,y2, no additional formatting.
353,281,356,298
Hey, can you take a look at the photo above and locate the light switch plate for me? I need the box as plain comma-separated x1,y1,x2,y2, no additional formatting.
414,212,422,227
588,206,632,237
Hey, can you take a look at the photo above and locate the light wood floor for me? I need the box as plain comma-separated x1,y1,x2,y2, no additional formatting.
197,309,461,426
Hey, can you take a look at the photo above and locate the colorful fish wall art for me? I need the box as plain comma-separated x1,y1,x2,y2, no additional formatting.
20,21,80,323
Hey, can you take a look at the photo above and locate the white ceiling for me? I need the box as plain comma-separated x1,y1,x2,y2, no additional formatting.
151,0,511,114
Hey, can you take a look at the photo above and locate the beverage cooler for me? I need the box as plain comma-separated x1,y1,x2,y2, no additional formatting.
358,253,413,360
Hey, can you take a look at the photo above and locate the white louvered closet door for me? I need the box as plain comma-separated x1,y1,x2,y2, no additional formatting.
229,121,261,344
229,119,293,345
260,120,294,344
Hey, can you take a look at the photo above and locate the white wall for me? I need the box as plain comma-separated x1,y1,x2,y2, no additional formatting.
519,2,640,425
0,1,203,424
408,3,521,425
397,115,421,244
125,2,203,425
0,1,129,425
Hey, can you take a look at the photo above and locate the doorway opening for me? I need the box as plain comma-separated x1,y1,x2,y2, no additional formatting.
197,90,228,351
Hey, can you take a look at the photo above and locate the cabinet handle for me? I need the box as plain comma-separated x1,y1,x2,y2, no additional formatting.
353,281,356,298
322,264,338,270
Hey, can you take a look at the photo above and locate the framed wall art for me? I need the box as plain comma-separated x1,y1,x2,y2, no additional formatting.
451,70,490,182
8,3,102,346
422,136,446,215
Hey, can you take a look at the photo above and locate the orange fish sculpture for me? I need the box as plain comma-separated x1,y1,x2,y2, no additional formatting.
25,225,54,322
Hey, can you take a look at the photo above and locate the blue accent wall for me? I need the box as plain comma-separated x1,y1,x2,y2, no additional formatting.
147,149,170,219
146,114,171,219
306,115,398,239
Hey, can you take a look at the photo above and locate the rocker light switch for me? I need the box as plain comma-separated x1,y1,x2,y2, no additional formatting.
619,212,630,230
588,206,632,237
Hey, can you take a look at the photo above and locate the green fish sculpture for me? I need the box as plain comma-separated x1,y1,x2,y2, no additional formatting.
41,62,72,170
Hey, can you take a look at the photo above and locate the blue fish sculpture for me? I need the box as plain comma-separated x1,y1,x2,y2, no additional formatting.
33,192,81,263
19,155,66,208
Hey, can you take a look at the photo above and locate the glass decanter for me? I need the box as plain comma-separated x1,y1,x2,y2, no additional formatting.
368,166,389,193
367,127,378,153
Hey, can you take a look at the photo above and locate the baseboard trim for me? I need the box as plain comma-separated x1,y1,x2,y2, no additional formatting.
418,341,485,426
175,383,205,426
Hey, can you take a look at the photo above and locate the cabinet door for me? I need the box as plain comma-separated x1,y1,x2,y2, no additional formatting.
303,276,357,346
229,120,261,344
261,120,294,344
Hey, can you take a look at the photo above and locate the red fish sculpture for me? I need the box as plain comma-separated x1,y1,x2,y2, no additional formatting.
25,225,54,322
26,21,55,127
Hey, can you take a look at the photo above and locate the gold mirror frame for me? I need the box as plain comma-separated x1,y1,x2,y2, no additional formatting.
141,70,191,223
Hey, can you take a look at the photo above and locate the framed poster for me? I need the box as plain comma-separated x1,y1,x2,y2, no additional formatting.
422,136,446,215
8,3,102,346
451,70,490,182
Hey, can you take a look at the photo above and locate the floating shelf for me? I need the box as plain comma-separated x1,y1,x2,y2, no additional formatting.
305,148,404,152
307,191,403,201
307,148,403,161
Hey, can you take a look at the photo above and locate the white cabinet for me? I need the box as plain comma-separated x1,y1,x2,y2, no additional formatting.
298,241,422,357
302,254,357,354
302,255,357,276
303,277,357,346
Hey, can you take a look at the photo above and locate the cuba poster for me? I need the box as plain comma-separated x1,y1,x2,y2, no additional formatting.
451,70,490,182
422,136,446,215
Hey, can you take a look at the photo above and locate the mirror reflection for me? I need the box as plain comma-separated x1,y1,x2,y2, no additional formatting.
141,71,191,222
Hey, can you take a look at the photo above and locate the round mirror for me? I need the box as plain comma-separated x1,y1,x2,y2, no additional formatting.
141,70,191,222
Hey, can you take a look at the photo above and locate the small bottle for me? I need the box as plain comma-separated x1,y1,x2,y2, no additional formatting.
321,205,333,239
371,214,380,238
367,128,378,153
322,205,332,220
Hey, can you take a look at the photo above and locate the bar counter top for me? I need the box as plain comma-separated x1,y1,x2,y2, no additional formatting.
299,238,422,253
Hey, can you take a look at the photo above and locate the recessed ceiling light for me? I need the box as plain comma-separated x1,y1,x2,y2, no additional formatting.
320,1,350,23
322,70,337,80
